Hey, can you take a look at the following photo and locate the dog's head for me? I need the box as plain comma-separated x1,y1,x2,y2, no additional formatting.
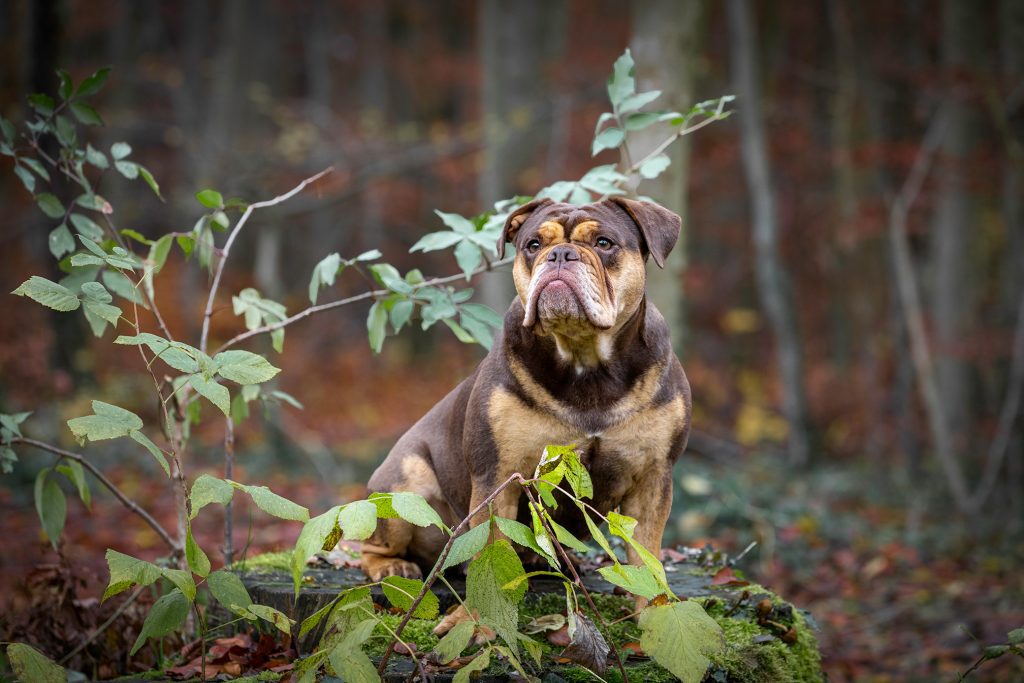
498,197,681,339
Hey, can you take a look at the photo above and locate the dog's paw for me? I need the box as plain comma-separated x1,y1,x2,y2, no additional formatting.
431,605,496,643
361,555,423,582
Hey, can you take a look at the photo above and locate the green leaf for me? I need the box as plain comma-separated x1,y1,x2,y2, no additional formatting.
76,192,113,214
0,116,15,142
67,400,142,444
36,192,65,219
75,67,111,97
639,154,672,179
459,310,493,349
466,539,526,650
34,468,66,549
382,575,439,619
433,619,476,664
83,299,121,327
454,239,482,278
29,93,55,116
495,516,551,561
453,648,491,683
1009,628,1024,644
54,115,76,147
56,460,91,509
245,603,295,634
213,350,281,385
308,252,342,304
86,143,109,168
292,505,342,593
371,263,414,294
327,622,379,683
208,569,254,616
592,126,625,156
190,474,234,519
442,520,491,570
185,524,210,577
639,601,724,683
410,230,464,253
598,563,662,599
115,333,200,373
338,499,378,540
70,101,103,126
391,491,445,530
607,49,636,108
624,111,660,131
149,234,173,273
7,644,65,683
196,188,223,208
108,142,131,161
14,164,36,193
115,159,139,179
562,449,593,500
577,503,615,557
131,589,190,656
435,210,476,234
390,299,414,333
442,318,475,344
619,90,662,113
138,165,163,199
69,213,104,240
367,300,387,353
548,517,591,553
231,481,309,522
48,224,75,259
299,596,340,638
103,549,196,601
102,270,146,309
189,373,230,416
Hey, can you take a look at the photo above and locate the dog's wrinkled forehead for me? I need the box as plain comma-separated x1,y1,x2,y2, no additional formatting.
516,201,642,249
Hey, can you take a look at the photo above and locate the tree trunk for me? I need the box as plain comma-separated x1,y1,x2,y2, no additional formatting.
931,0,985,450
477,0,566,313
629,0,705,356
727,0,812,466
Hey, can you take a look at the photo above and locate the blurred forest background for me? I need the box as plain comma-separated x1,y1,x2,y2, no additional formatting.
1,0,1022,680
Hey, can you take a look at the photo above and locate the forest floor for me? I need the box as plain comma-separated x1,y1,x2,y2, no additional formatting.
0,454,1022,682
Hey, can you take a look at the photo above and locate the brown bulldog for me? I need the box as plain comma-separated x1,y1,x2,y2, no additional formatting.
361,196,691,603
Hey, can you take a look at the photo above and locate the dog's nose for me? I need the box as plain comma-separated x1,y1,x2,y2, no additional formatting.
547,245,580,263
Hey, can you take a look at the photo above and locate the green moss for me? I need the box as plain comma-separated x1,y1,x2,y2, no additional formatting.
230,551,292,573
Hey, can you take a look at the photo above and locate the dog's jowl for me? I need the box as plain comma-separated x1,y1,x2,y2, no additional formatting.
361,197,691,629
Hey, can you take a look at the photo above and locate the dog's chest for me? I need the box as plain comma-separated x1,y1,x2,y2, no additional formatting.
486,383,685,498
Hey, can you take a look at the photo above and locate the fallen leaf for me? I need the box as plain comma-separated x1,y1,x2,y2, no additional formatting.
560,611,610,675
547,624,572,647
523,613,566,634
711,566,749,587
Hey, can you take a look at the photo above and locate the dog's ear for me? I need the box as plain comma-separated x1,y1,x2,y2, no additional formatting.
496,198,553,259
608,197,682,268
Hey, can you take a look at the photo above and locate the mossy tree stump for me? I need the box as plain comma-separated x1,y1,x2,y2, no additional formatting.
230,551,823,682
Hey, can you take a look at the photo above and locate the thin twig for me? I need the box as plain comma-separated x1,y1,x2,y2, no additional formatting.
215,257,513,354
199,168,333,354
377,472,528,675
11,437,177,551
625,102,728,177
520,485,629,683
60,585,146,665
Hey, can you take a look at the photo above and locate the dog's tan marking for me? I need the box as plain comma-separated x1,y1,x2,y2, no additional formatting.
570,220,599,243
400,455,442,499
537,221,565,244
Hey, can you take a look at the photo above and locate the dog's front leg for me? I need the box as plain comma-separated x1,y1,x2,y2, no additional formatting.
620,462,673,613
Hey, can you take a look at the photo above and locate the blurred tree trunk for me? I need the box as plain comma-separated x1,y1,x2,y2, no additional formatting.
477,0,566,314
727,0,812,466
629,0,705,356
931,0,985,449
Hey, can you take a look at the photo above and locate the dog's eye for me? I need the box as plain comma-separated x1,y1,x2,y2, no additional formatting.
526,239,541,253
596,237,614,249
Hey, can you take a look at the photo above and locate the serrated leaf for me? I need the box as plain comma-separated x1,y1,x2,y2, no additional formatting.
231,481,309,522
208,569,253,616
466,539,526,651
338,499,377,540
131,589,190,656
196,188,223,208
382,575,439,619
34,469,66,549
114,333,200,374
103,549,196,601
639,601,724,683
67,400,143,444
189,474,234,519
245,604,294,634
214,349,281,384
453,648,491,683
598,563,661,599
48,224,75,259
442,520,491,570
83,299,121,326
391,491,445,530
76,67,111,97
292,505,342,593
131,431,169,476
495,516,551,561
70,101,103,126
327,621,379,683
367,300,387,353
7,644,65,683
561,611,610,675
36,192,65,219
189,374,230,416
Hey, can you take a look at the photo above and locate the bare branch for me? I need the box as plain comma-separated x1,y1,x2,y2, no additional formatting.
11,437,178,551
199,168,334,354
